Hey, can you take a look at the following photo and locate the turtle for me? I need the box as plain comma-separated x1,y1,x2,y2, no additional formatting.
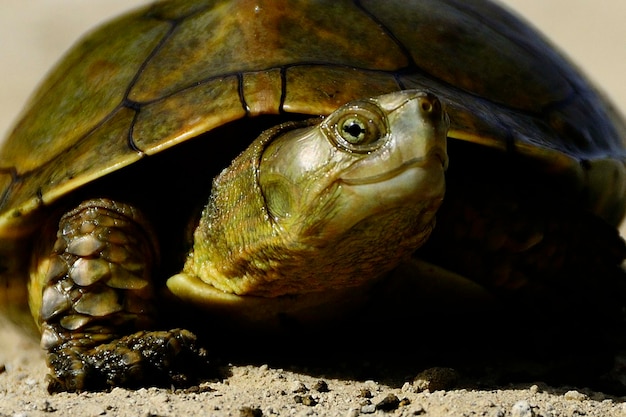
1,0,626,393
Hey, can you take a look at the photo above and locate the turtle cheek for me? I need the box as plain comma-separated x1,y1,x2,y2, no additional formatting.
261,175,295,222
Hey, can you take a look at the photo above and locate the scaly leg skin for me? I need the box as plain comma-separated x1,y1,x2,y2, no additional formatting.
31,199,207,392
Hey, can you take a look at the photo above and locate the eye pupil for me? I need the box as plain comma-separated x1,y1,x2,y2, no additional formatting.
342,120,366,142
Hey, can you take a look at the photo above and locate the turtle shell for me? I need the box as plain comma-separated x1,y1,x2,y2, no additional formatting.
1,0,625,236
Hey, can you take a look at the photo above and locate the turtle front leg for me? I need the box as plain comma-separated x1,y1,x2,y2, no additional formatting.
30,199,206,392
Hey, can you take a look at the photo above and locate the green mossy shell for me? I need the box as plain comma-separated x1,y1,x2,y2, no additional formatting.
1,0,625,236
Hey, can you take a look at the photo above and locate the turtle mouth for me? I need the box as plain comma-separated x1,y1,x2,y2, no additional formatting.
340,148,447,186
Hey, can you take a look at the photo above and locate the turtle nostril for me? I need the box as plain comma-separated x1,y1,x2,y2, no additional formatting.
418,94,442,118
421,101,433,113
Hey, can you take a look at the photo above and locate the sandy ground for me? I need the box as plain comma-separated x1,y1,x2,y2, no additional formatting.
1,1,626,416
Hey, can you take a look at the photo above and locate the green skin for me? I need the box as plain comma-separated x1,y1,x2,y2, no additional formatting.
32,90,449,392
168,90,449,319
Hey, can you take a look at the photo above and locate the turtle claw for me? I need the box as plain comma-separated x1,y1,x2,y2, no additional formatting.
46,328,209,393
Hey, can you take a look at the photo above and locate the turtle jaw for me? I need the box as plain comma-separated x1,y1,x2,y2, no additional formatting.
335,145,447,237
340,150,447,186
320,149,446,254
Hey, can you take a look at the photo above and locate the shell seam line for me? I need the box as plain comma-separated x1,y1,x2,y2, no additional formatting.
123,16,181,154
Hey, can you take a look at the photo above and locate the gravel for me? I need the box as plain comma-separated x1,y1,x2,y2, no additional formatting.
2,318,626,417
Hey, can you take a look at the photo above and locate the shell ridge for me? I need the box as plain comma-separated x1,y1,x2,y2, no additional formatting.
237,72,251,116
353,0,417,71
122,17,180,104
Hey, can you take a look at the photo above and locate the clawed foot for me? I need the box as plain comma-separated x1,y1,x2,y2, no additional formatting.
46,328,210,393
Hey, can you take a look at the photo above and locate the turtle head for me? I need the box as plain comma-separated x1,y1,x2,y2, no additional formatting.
261,91,448,241
168,90,449,307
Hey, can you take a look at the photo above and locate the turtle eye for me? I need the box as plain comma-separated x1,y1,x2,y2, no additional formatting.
339,115,378,145
323,101,389,153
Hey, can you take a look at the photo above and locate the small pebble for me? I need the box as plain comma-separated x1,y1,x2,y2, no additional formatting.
24,378,37,386
413,367,458,392
363,380,379,391
313,380,329,392
359,388,373,398
375,394,401,411
511,400,534,417
294,394,317,406
563,390,587,401
401,382,414,393
240,406,263,417
291,381,308,393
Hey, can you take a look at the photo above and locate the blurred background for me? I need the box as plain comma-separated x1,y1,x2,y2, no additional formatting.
0,0,624,229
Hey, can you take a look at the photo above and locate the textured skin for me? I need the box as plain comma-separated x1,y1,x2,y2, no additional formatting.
33,199,157,349
45,328,206,393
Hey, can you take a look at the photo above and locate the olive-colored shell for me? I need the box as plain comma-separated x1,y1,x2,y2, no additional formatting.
1,0,625,235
